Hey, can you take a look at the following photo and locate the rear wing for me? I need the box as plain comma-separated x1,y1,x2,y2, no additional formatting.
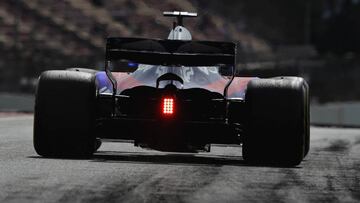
105,37,236,66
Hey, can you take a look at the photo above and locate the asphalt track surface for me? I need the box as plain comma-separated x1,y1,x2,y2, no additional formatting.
0,115,359,202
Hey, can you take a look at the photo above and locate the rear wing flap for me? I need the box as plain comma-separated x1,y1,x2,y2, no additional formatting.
106,37,236,66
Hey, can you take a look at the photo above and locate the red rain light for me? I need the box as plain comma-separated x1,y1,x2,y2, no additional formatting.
162,97,174,115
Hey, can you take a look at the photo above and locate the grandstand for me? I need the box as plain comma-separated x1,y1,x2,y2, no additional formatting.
0,0,270,92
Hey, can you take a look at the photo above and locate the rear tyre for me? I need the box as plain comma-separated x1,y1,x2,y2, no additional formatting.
242,77,309,166
34,70,98,158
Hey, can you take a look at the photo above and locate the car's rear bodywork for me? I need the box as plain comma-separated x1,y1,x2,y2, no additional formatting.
94,37,252,152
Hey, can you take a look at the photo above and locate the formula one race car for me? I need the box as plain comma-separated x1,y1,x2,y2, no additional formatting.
33,11,310,166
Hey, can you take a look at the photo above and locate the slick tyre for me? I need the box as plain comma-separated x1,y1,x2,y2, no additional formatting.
242,77,309,166
34,70,98,158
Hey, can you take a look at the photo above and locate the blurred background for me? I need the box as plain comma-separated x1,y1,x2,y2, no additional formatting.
0,0,359,125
